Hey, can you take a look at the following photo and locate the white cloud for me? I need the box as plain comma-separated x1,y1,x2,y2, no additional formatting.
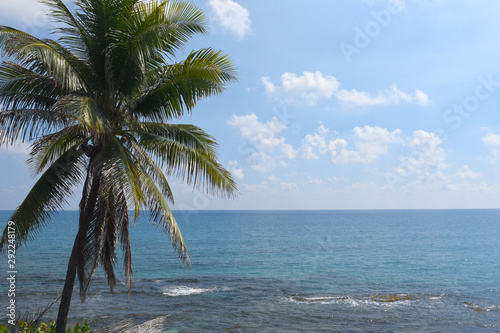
331,176,350,182
482,134,500,164
351,125,402,158
262,72,339,106
262,71,429,107
482,133,500,146
231,169,244,180
208,0,251,40
243,175,297,194
487,149,500,164
307,176,324,185
280,182,299,192
307,175,349,185
415,90,430,105
228,113,286,151
300,123,329,159
334,89,387,106
267,175,280,183
227,160,244,180
243,182,268,193
456,165,482,179
340,182,380,195
261,77,276,94
228,113,297,171
300,145,319,160
248,151,274,172
335,84,429,106
300,124,402,164
232,168,244,180
393,130,447,176
401,171,455,192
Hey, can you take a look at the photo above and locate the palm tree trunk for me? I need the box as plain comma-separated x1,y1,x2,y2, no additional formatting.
55,233,79,333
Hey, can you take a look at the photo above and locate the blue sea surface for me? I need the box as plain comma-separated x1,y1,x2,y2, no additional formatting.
1,209,500,332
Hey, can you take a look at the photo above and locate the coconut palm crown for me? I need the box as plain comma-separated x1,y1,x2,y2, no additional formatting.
0,0,237,330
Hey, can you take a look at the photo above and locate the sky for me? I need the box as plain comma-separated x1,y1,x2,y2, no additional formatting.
2,0,500,210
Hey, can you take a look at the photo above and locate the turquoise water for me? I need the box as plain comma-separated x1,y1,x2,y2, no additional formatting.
1,209,500,332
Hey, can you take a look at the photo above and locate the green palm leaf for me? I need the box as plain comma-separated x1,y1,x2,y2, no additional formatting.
28,125,87,174
131,48,236,121
138,161,190,265
0,147,85,251
0,26,88,93
53,95,110,137
0,62,61,111
138,124,237,198
127,135,175,203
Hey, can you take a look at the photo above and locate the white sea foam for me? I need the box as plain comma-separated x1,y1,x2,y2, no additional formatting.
162,285,229,297
289,294,418,307
463,302,500,313
289,296,348,305
484,305,500,311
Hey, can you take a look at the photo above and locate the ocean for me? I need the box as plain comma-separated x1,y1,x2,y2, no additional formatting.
1,209,500,332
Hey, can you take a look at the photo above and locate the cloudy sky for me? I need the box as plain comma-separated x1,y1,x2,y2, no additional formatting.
2,0,500,210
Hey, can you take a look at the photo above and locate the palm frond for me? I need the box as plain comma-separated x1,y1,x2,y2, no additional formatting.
41,0,91,58
129,48,236,121
136,122,219,154
145,0,207,45
127,134,174,203
0,147,85,252
0,62,61,111
96,183,131,296
45,38,92,92
100,187,119,294
138,162,190,265
0,108,67,146
77,160,106,301
105,136,145,217
28,125,87,174
118,0,207,68
110,185,132,295
52,95,110,137
119,199,133,297
138,124,238,198
0,26,88,93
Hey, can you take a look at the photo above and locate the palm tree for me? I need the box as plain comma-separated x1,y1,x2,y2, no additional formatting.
0,0,237,331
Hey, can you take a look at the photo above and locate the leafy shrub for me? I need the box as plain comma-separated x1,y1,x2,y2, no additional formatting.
0,321,91,333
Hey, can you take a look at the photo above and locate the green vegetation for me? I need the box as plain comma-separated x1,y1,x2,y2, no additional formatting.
1,321,91,333
0,0,237,331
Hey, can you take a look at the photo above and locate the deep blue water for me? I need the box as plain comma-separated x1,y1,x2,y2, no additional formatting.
1,209,500,332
